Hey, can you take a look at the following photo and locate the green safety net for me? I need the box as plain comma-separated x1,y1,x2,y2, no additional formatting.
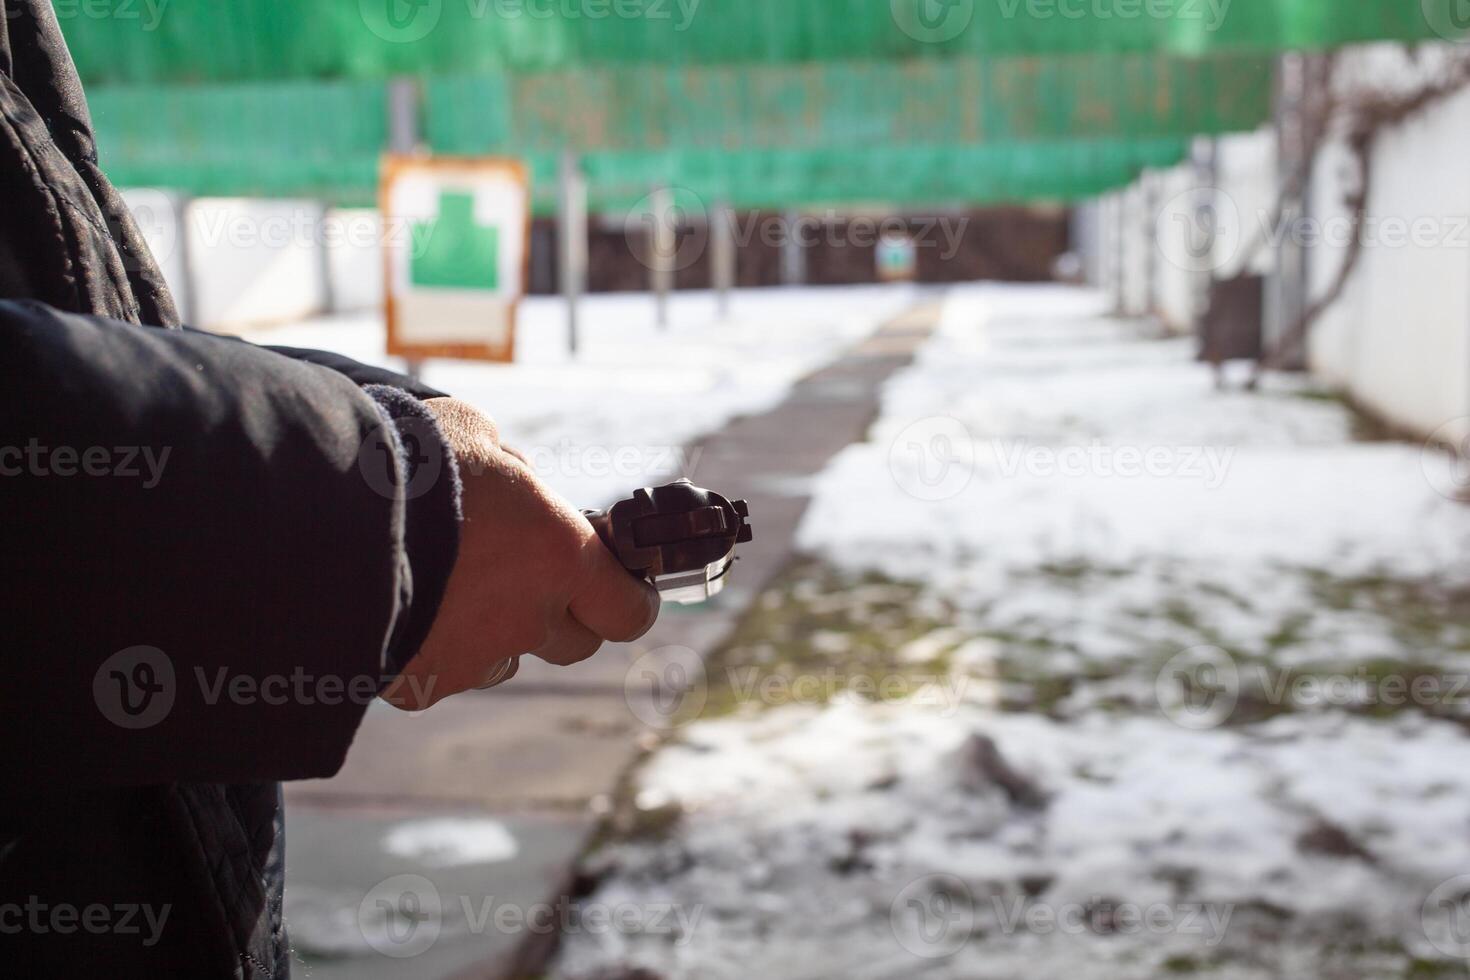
88,79,388,200
57,0,1457,85
560,138,1193,211
426,53,1272,151
87,53,1251,208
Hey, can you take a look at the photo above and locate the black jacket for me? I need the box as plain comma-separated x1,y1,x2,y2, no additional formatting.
0,2,462,975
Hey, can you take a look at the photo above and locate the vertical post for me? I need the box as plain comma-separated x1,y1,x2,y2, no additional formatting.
650,185,674,329
175,194,200,328
387,77,424,373
1189,136,1220,338
1142,170,1159,321
1112,192,1127,314
710,200,736,320
558,152,588,355
780,209,806,287
1271,51,1310,369
387,77,421,155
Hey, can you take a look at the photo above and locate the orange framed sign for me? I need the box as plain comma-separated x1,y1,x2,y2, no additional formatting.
380,155,530,362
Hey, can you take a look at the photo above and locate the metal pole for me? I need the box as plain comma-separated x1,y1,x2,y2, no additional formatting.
711,200,735,320
1191,136,1220,336
1142,170,1159,320
1112,192,1127,314
1271,52,1310,369
387,77,424,372
780,209,806,287
387,77,421,154
650,185,674,329
558,151,588,355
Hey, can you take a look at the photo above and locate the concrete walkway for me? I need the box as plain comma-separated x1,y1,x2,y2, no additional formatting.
283,299,942,979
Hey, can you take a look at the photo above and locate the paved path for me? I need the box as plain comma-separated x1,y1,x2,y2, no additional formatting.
283,299,942,979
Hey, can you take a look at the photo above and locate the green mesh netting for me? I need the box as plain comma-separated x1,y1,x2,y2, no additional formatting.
57,0,1455,85
88,79,388,200
87,54,1250,207
425,54,1272,152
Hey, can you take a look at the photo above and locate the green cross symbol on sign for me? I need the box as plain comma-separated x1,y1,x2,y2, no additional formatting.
410,190,500,291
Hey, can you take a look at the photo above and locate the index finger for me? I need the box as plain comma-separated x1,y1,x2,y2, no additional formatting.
569,525,662,642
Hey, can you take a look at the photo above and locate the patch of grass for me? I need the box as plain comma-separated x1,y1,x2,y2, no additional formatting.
697,559,969,719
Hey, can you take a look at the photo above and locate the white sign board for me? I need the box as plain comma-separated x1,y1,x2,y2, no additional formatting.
381,156,529,361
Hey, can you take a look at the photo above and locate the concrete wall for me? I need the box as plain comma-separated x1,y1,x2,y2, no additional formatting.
1211,130,1278,281
1089,42,1470,445
1306,43,1470,442
1153,163,1201,334
324,208,385,313
185,198,329,331
1097,129,1276,333
119,195,387,331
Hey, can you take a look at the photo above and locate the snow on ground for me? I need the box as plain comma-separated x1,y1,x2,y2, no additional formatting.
797,284,1470,672
557,706,1470,980
552,284,1470,980
246,285,916,506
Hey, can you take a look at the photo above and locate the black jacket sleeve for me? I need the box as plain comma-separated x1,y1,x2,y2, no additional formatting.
0,299,460,787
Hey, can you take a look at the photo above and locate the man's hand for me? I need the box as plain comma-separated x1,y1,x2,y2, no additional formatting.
382,398,660,710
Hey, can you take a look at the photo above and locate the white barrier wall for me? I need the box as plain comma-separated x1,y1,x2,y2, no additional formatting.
1212,130,1277,280
1118,181,1152,317
1153,163,1199,334
122,195,392,329
185,198,329,331
1099,129,1278,332
325,208,385,313
1306,43,1470,442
